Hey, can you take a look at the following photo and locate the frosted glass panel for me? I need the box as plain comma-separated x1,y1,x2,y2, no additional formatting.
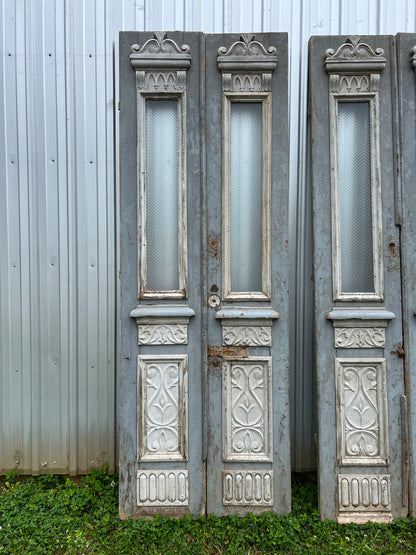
145,100,179,291
338,102,374,293
230,102,263,292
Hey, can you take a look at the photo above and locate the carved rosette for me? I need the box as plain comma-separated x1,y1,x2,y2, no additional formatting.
335,327,385,348
130,32,191,91
217,34,277,92
324,36,386,93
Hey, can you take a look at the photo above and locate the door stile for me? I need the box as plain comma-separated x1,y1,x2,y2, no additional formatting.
396,32,416,516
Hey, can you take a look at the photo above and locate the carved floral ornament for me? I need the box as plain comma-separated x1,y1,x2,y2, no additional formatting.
217,34,277,92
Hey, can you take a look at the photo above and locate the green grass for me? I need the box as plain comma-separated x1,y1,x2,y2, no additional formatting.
0,470,415,554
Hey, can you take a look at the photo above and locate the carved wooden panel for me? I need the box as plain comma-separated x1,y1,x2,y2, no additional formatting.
138,324,188,345
223,470,273,505
222,326,271,346
138,355,188,461
137,470,189,506
223,357,272,461
334,328,385,348
338,474,391,523
336,358,388,465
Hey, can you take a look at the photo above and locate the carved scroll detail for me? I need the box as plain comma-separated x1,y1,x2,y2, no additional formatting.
223,470,273,505
223,358,272,461
336,359,388,465
335,328,385,348
138,324,187,345
139,355,187,461
137,470,189,506
325,36,385,64
222,326,271,346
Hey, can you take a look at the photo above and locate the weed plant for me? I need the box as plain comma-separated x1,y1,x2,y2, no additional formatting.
0,470,415,553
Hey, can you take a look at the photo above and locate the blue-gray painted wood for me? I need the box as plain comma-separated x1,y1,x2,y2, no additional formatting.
119,31,205,518
205,32,291,515
396,32,416,516
310,35,407,521
2,0,416,477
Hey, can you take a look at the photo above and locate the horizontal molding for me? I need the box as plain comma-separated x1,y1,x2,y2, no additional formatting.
327,308,395,328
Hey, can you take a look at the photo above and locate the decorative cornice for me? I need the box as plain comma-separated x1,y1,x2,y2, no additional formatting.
217,34,277,74
217,34,277,92
130,32,191,71
410,45,416,72
325,36,386,75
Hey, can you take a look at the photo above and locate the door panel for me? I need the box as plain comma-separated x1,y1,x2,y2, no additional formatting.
310,35,407,522
119,31,290,518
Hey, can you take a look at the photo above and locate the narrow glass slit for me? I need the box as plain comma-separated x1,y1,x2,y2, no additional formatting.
230,102,263,292
145,99,179,291
337,101,374,293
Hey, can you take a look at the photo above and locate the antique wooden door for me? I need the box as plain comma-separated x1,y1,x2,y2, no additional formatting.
310,35,408,522
119,31,290,518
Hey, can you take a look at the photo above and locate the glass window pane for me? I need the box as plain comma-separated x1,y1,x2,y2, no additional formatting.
230,102,263,292
338,102,374,293
145,99,179,291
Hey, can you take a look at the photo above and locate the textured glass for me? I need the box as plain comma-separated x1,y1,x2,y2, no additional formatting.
230,102,263,292
338,102,374,293
145,100,179,291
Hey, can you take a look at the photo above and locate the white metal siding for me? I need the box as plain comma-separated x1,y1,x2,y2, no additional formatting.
0,0,415,474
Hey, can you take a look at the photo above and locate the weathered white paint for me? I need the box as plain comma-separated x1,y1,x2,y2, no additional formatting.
1,0,416,474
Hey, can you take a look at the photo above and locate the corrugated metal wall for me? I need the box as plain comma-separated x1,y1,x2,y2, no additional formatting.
1,0,415,475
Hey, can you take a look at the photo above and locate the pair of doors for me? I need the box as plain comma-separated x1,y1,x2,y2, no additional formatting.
119,32,290,518
119,31,411,522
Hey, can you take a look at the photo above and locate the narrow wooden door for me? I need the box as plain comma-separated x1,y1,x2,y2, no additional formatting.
310,35,408,522
204,33,291,515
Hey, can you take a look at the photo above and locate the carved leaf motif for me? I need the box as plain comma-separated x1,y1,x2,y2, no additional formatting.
223,326,271,346
343,366,380,458
231,364,265,455
335,328,385,348
146,363,180,455
139,324,187,345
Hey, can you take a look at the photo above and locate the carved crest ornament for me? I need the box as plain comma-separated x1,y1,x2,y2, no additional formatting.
325,36,386,94
130,32,191,91
217,34,278,92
